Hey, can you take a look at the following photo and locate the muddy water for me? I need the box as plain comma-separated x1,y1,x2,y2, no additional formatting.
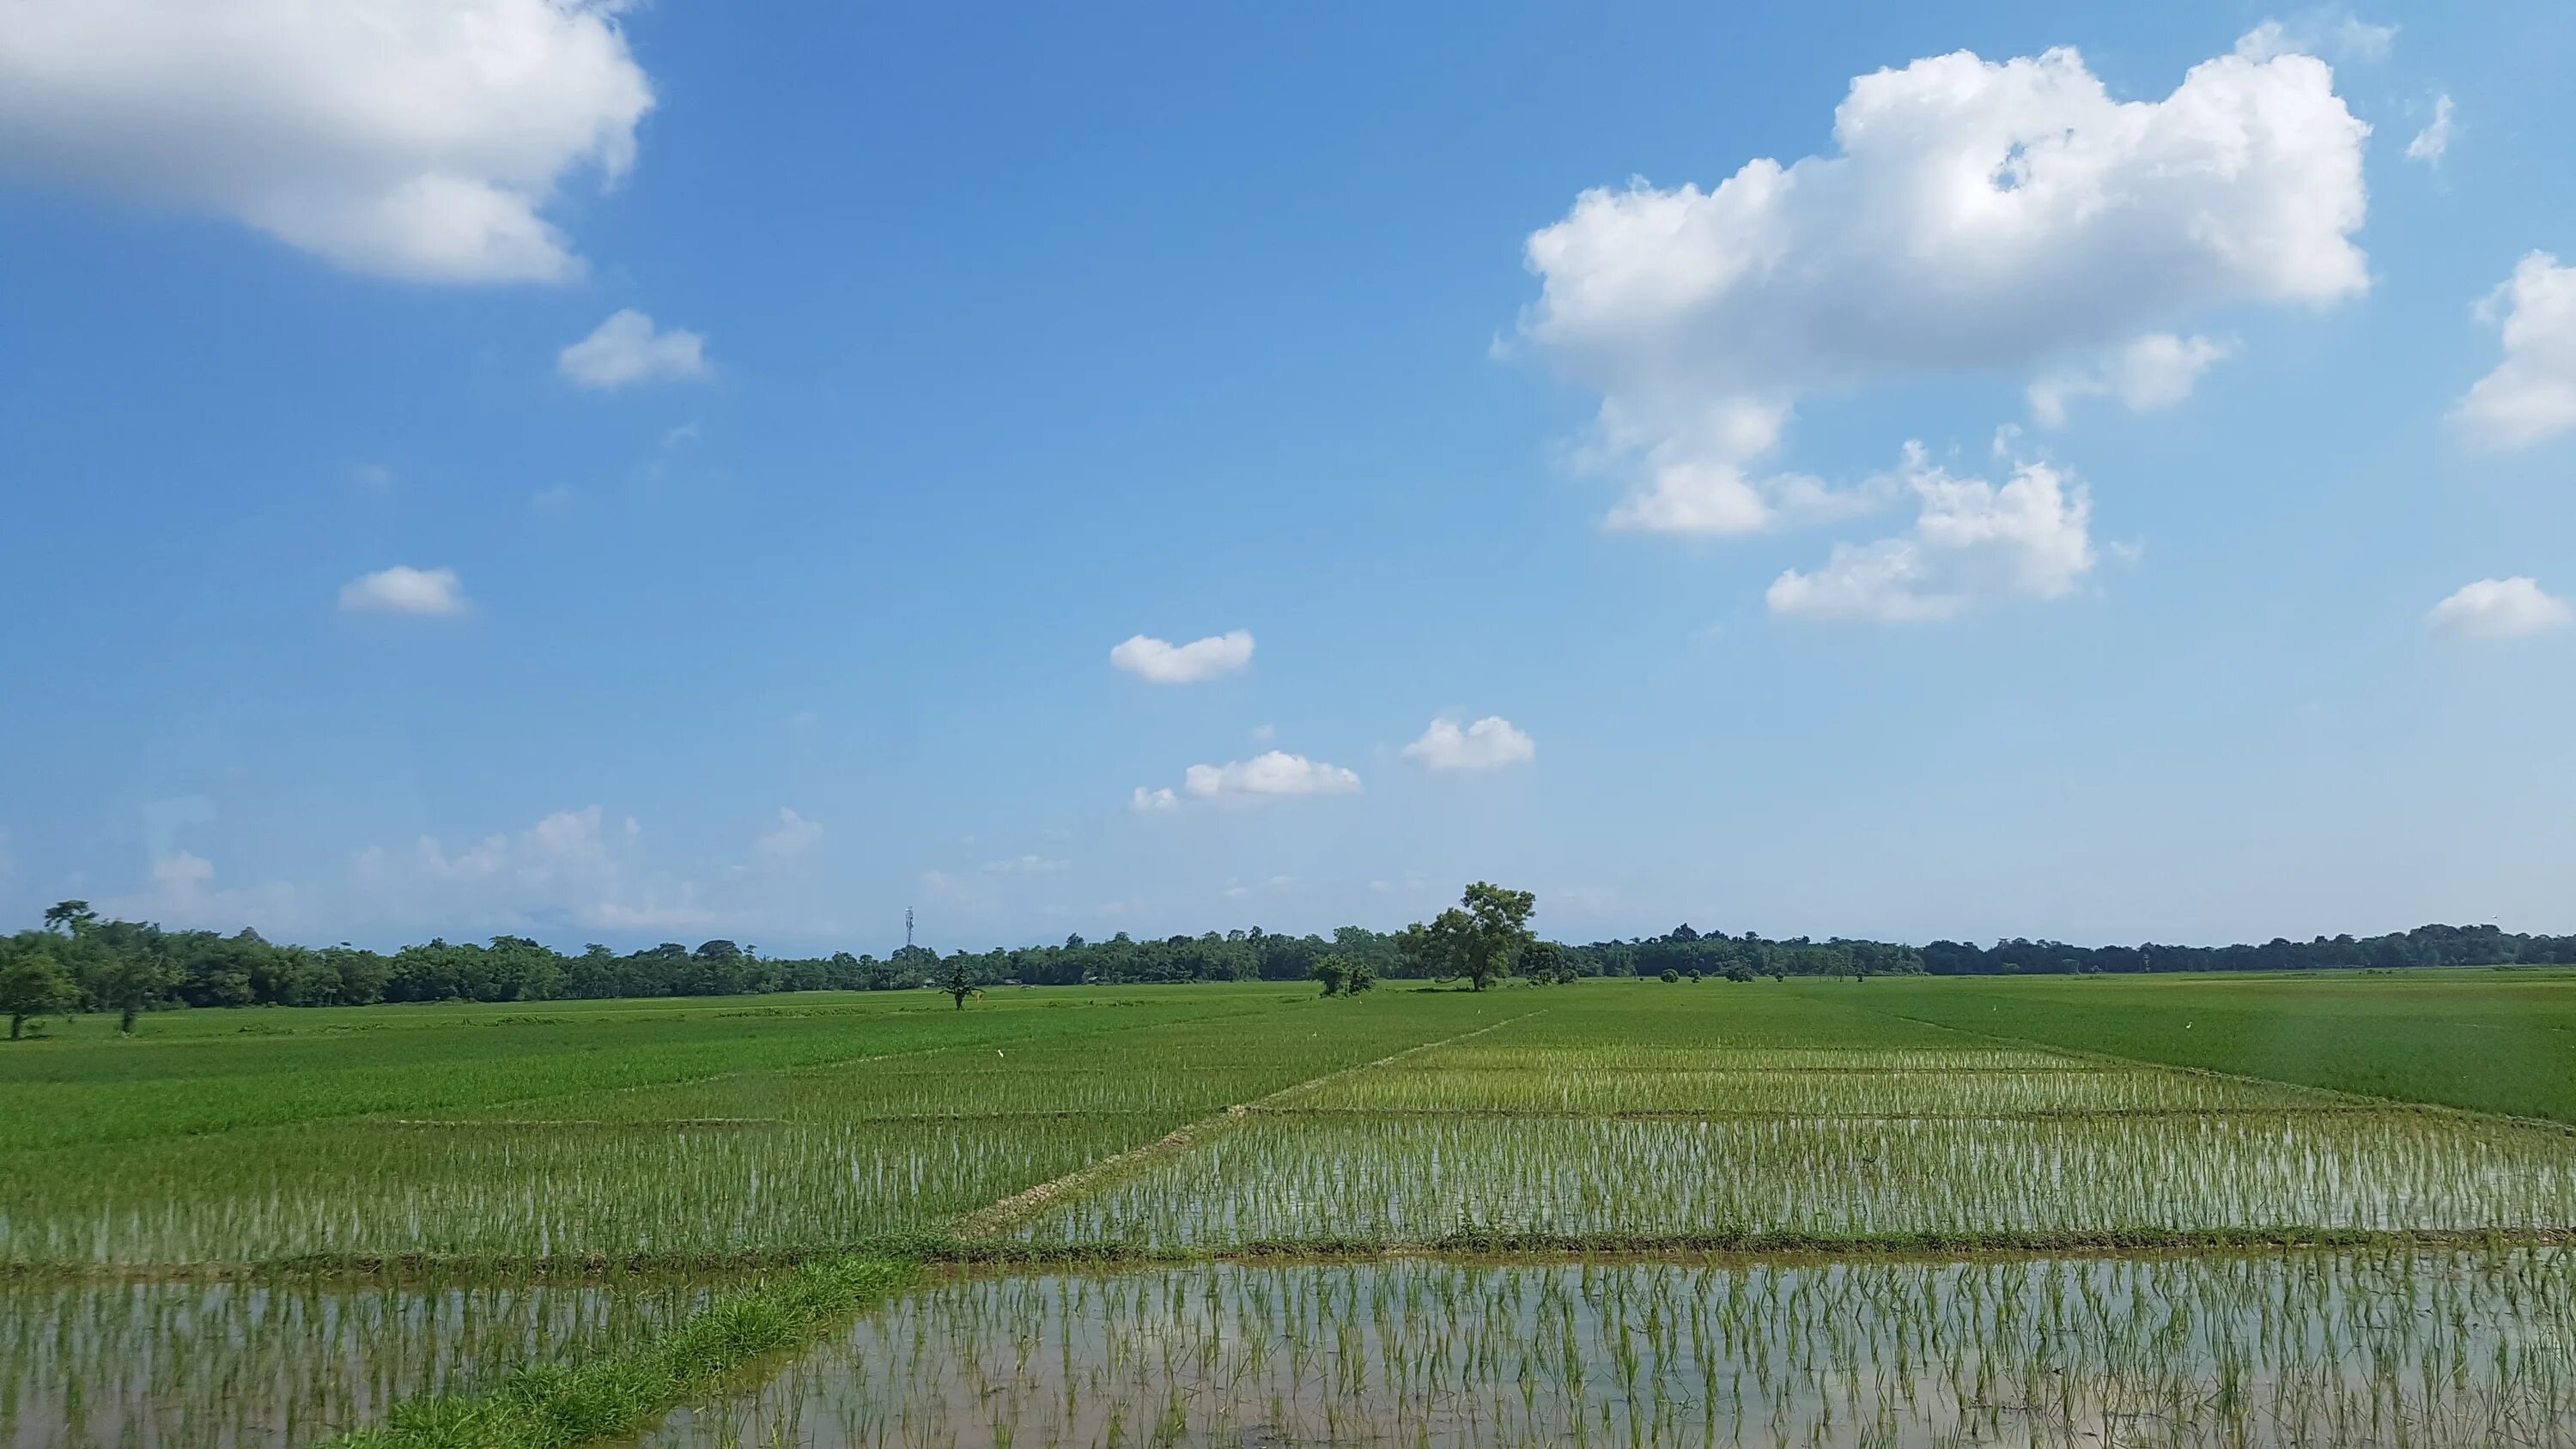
0,1276,710,1448
641,1250,2576,1448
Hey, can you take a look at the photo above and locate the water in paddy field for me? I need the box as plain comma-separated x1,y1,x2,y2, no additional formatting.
640,1250,2576,1448
0,1276,712,1448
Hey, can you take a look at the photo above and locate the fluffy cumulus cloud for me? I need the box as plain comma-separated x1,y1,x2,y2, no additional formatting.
2453,253,2576,451
0,0,653,282
1402,716,1537,771
1133,750,1360,809
339,566,467,616
1109,630,1255,683
1521,38,2368,533
1186,751,1361,800
1767,446,2094,623
2427,578,2573,640
557,310,712,388
2028,334,2234,428
754,807,823,860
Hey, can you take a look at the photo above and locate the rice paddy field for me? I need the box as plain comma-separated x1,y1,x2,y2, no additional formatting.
4,973,2573,1446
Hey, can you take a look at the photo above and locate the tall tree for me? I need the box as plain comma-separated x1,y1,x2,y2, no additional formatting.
942,955,981,1009
42,900,94,936
1403,882,1538,991
1457,882,1537,991
88,937,179,1034
1,947,78,1039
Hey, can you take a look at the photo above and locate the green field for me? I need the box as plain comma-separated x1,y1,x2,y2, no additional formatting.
3,973,2573,1446
1833,968,2576,1124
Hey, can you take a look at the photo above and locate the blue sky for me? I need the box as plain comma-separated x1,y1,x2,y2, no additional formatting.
3,1,2573,955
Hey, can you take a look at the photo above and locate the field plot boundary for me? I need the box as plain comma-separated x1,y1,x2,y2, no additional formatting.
1243,1104,2394,1122
915,1223,2576,1273
954,1009,1547,1240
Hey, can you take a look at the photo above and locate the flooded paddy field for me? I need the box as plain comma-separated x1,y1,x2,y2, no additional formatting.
0,1275,710,1449
643,1249,2576,1448
6,980,2574,1446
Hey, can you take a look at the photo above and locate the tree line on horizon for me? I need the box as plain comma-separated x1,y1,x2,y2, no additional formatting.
4,892,2572,1034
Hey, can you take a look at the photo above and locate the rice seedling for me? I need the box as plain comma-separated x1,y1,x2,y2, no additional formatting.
1277,1062,2340,1116
1840,971,2576,1125
1018,1109,2576,1250
0,991,1519,1268
640,1249,2576,1448
0,1275,711,1448
8,974,2573,1446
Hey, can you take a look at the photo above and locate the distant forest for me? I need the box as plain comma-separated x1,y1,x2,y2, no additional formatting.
4,894,2573,1019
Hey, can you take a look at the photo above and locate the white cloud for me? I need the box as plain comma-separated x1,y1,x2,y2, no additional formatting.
2028,334,2234,427
2233,11,2396,65
2453,253,2576,451
557,310,711,388
1186,751,1362,800
1521,40,2367,531
339,566,467,616
0,0,651,282
1403,716,1537,771
1767,446,2093,623
352,464,396,491
2405,94,2455,167
985,855,1071,874
349,804,712,933
1589,397,1887,537
1109,630,1255,683
755,808,823,860
103,851,303,933
2427,577,2573,640
1134,751,1361,809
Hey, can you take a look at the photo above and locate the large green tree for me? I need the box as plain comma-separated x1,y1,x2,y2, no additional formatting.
89,940,179,1035
1,946,78,1039
1401,882,1537,991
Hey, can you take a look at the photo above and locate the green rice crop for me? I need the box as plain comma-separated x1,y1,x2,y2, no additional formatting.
6,1114,1160,1267
9,974,2575,1446
0,987,1298,1153
1840,970,2576,1123
641,1249,2576,1448
1021,1111,2576,1249
0,1276,710,1448
1279,1063,2341,1116
0,991,1518,1268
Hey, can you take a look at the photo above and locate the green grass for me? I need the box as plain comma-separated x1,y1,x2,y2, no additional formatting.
1829,969,2576,1124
